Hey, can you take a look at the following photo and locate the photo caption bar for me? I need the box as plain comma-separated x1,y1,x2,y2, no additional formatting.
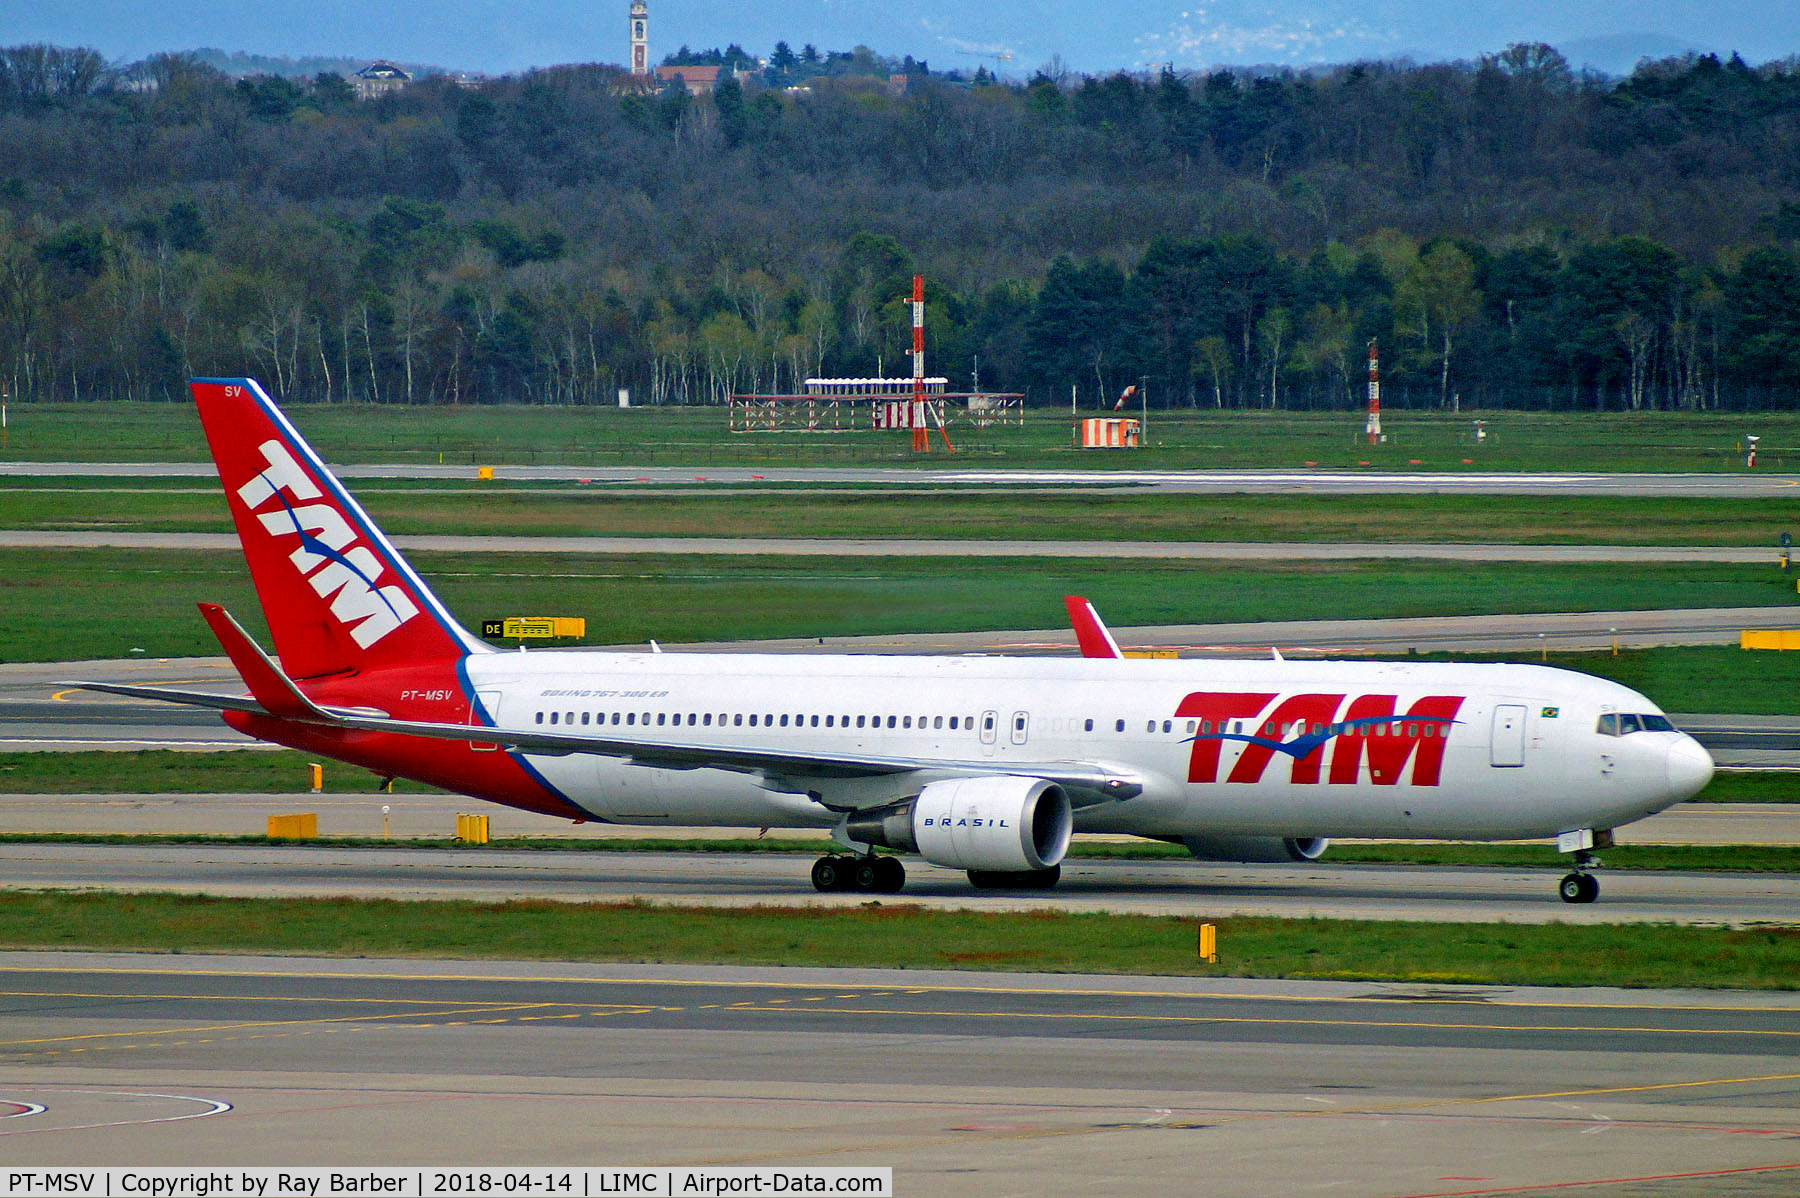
0,1170,893,1198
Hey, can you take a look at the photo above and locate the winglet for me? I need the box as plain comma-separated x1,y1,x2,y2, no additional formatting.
197,602,331,721
1064,595,1124,660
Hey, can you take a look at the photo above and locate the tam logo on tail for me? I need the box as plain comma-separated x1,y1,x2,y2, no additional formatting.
236,439,419,649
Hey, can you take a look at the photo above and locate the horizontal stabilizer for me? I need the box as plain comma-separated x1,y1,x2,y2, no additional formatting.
196,602,332,721
67,681,268,715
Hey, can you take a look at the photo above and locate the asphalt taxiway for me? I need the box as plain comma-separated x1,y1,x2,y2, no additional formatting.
2,953,1796,1194
1,790,1791,847
0,841,1793,926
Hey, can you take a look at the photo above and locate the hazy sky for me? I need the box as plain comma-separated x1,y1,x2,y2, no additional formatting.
11,1,1798,76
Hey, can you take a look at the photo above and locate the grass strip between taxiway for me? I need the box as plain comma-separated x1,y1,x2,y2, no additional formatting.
0,891,1793,989
6,400,1799,472
9,487,1800,547
5,547,1800,671
0,833,1795,873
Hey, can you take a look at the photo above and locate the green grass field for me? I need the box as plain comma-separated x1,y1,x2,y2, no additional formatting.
6,484,1799,548
4,401,1796,472
4,547,1797,665
0,892,1791,988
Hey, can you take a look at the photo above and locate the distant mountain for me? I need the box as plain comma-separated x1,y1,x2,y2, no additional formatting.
1555,33,1714,76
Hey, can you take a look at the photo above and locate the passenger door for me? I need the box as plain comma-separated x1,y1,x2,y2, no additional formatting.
1491,704,1526,768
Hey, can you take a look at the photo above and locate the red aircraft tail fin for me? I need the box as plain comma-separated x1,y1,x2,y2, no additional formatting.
189,378,487,679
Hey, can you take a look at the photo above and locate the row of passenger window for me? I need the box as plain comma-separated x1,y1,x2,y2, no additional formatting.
525,711,1442,739
1220,720,1446,739
533,709,981,731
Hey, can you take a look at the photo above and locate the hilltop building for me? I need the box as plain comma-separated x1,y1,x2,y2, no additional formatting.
654,64,739,94
352,60,410,99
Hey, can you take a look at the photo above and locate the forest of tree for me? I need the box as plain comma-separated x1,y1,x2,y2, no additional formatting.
2,40,1800,410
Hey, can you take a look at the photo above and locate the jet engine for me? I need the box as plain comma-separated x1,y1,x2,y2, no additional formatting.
844,775,1073,872
1182,835,1330,863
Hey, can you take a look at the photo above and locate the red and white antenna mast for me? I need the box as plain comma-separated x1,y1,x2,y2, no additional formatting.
906,276,953,453
911,275,927,453
1366,338,1382,446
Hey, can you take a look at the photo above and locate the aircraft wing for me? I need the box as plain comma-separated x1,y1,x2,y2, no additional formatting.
71,677,1144,804
72,604,1144,804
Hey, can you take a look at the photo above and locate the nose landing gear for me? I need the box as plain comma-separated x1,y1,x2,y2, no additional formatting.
1555,830,1611,904
1558,866,1599,904
1557,843,1603,904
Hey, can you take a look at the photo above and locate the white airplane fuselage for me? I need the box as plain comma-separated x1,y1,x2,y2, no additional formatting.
467,650,1707,842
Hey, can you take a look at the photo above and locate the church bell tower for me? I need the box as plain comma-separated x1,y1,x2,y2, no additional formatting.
630,1,649,76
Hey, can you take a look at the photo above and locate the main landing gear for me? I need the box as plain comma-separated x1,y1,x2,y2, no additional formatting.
1558,849,1600,904
811,853,906,894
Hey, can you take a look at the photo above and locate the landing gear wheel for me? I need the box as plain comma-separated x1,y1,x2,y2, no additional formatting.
1558,872,1599,904
811,856,850,892
873,855,906,893
852,857,882,892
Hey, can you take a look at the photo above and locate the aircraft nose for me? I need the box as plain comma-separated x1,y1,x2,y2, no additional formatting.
1665,736,1714,801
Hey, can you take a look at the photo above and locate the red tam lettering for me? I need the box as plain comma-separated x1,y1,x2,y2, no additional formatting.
1225,694,1347,784
1176,692,1276,783
1327,695,1465,786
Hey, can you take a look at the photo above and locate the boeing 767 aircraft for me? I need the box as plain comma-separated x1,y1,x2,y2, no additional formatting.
78,379,1715,903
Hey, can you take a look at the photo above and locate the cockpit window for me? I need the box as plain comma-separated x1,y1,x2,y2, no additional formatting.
1596,712,1676,736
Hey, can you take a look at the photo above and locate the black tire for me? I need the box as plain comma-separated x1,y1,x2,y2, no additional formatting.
874,855,906,894
852,858,881,892
811,856,845,892
1559,872,1598,904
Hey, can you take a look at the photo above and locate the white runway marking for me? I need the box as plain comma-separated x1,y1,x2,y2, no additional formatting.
0,1091,232,1136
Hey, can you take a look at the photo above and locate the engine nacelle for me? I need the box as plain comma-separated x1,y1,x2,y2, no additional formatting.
844,776,1073,872
1182,835,1330,863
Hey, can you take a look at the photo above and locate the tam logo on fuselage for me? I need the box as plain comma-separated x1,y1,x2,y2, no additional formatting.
237,439,419,648
1177,692,1466,786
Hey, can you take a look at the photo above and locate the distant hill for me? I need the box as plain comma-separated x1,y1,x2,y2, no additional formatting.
1555,33,1712,76
184,47,445,79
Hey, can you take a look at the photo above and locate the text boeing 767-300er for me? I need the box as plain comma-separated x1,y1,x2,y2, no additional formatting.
78,379,1716,903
